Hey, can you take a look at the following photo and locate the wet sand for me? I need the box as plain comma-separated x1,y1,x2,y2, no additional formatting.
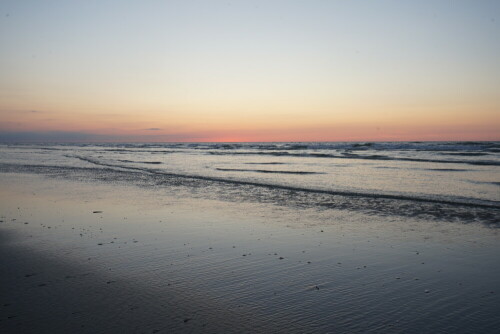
1,172,499,333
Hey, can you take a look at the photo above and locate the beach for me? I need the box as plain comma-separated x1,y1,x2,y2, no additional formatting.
2,1,500,332
1,142,500,333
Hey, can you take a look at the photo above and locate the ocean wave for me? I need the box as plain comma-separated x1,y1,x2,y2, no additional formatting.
1,161,498,227
425,168,469,172
5,141,500,153
206,150,500,166
215,168,322,175
58,156,500,209
468,180,500,187
439,152,490,156
96,149,179,154
48,157,500,210
118,160,162,164
244,162,288,165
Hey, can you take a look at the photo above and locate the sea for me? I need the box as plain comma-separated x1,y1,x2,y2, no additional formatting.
1,141,500,333
0,141,499,226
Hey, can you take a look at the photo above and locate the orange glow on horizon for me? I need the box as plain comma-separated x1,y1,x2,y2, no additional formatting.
1,2,499,143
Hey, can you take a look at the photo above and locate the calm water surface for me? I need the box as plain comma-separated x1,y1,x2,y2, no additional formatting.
0,142,499,333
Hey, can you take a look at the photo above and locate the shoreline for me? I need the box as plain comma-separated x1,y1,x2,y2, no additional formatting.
1,162,498,227
1,172,499,333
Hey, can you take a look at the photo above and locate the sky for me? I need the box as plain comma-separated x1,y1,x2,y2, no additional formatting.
0,0,499,142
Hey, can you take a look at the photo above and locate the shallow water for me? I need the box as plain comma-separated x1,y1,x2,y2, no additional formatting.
1,171,499,333
0,142,499,226
1,141,499,204
1,142,500,333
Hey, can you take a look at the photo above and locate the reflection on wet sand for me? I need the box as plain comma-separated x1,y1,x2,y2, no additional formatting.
1,173,499,333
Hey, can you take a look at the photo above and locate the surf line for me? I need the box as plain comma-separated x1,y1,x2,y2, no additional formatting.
61,156,500,210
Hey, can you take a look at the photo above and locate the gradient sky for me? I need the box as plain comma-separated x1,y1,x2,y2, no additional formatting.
1,0,499,142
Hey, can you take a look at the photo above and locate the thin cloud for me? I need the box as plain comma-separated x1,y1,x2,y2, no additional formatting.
0,109,45,114
0,131,110,143
0,130,204,143
145,128,161,131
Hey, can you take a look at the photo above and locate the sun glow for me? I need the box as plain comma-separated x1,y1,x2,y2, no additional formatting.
1,1,499,142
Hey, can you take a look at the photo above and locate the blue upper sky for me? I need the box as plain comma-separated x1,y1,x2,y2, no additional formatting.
1,1,499,142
